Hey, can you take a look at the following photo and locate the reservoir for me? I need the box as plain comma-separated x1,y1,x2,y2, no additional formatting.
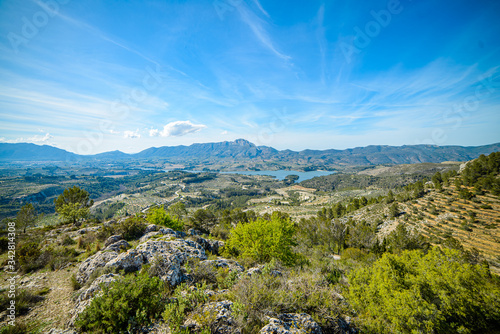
218,170,335,182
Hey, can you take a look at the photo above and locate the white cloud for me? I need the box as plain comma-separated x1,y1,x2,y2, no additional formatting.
123,130,141,139
149,128,159,137
0,132,53,144
150,121,206,137
221,130,228,135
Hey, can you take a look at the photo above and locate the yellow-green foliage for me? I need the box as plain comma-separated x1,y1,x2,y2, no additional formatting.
224,212,300,266
147,206,184,231
348,247,500,333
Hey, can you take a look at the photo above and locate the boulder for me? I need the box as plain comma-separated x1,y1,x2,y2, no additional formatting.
77,251,118,284
145,223,158,234
104,239,130,252
105,249,146,273
196,237,225,255
104,234,122,247
259,313,322,334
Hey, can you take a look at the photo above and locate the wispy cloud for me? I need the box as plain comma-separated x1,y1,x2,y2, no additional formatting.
237,5,291,61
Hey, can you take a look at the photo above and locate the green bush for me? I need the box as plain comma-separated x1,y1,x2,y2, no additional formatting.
118,217,147,241
348,247,500,333
147,206,184,231
75,272,168,333
17,242,43,272
224,212,301,266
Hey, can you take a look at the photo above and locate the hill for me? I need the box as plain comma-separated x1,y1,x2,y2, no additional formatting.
1,140,500,167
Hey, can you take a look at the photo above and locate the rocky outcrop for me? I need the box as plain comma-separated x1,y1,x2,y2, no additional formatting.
259,313,322,334
195,237,225,255
77,238,207,286
105,249,145,273
184,300,240,334
77,251,118,284
145,223,158,233
104,239,130,252
104,234,122,247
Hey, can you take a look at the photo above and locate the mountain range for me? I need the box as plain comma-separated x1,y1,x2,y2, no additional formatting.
1,139,499,166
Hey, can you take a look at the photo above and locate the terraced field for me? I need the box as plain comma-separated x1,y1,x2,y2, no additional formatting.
404,179,500,273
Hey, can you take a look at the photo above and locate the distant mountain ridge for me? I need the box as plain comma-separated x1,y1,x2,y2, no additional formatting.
1,139,499,166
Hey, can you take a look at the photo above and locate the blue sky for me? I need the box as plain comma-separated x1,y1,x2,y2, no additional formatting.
0,0,499,154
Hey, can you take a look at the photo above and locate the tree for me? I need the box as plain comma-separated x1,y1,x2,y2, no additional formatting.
385,190,395,204
389,202,399,218
54,186,93,225
17,203,37,233
348,247,500,333
167,202,187,222
224,211,300,266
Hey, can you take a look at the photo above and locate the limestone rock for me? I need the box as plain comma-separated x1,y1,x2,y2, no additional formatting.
259,313,322,334
104,234,122,247
76,250,118,284
145,223,158,234
104,239,130,252
196,237,225,255
105,248,146,273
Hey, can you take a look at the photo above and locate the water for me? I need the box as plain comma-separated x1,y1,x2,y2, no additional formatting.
217,170,335,182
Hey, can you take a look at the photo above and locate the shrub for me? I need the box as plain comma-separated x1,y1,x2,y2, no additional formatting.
117,217,147,241
348,247,500,333
61,235,76,246
75,272,168,333
224,212,301,266
71,274,81,291
0,322,29,334
147,206,184,231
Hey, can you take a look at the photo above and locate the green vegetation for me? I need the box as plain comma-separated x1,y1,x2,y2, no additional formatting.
348,247,500,333
54,186,93,225
147,205,183,231
16,203,37,233
75,271,169,333
224,212,301,266
0,155,498,332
